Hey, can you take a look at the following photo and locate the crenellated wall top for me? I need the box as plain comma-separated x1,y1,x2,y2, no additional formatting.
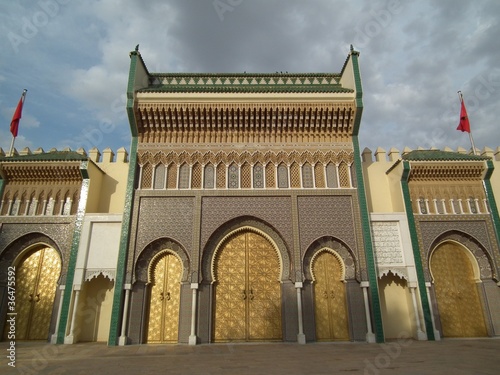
0,147,129,164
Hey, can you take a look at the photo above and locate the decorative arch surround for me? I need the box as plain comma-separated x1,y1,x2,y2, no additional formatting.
210,226,282,283
147,249,184,284
428,230,495,281
303,236,359,282
134,238,190,283
0,233,63,284
201,217,291,282
310,248,346,282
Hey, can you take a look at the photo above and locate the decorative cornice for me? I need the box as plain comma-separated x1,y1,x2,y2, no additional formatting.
135,101,356,143
408,164,485,181
1,163,83,183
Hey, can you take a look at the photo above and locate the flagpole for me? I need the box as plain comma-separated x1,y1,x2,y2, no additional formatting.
8,89,27,157
457,91,477,155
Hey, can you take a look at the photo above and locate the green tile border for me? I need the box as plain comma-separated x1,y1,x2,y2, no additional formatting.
108,50,141,345
107,137,137,346
401,161,435,340
350,50,384,343
484,160,500,259
354,137,385,343
56,162,89,343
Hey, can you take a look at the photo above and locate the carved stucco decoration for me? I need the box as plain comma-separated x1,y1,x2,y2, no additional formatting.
84,269,116,282
137,149,354,167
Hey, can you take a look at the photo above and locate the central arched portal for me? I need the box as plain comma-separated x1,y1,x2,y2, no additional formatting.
213,230,282,342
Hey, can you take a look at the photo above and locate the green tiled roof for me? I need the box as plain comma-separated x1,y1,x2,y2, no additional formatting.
0,151,88,162
402,150,489,161
140,73,352,94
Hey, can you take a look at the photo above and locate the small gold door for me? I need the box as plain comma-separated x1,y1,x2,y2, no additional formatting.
4,247,61,340
431,242,487,337
147,253,181,343
313,251,349,341
214,231,282,342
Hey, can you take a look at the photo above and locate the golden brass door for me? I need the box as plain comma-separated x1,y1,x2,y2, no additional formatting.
214,231,282,342
313,251,349,341
3,247,61,340
431,243,487,337
147,253,181,343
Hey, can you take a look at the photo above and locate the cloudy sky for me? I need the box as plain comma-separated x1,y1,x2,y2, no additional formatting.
1,0,499,157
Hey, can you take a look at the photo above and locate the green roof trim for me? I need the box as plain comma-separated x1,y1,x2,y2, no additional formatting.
140,72,352,94
402,150,490,161
139,85,353,94
0,151,88,162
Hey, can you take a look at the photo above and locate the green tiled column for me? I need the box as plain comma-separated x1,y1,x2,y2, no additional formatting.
350,49,384,343
108,50,141,345
108,137,137,346
56,163,89,343
484,160,500,257
353,137,385,343
401,161,435,340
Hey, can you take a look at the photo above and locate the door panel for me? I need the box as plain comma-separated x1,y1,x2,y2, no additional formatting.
214,231,281,342
4,247,61,340
431,243,487,337
313,251,349,341
147,253,181,343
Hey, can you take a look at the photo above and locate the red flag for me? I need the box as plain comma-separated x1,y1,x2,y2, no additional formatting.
10,90,27,137
456,98,470,133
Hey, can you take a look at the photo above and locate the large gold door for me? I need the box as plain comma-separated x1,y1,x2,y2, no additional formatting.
214,231,282,342
147,253,181,343
313,251,349,341
431,242,487,337
3,247,61,340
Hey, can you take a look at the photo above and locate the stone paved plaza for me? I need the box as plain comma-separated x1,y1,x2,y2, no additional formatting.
2,338,500,375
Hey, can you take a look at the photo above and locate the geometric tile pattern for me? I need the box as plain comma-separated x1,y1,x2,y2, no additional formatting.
200,197,294,258
297,196,357,256
135,197,195,257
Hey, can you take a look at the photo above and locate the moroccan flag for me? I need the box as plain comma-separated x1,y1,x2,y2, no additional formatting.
10,90,27,137
456,99,470,133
